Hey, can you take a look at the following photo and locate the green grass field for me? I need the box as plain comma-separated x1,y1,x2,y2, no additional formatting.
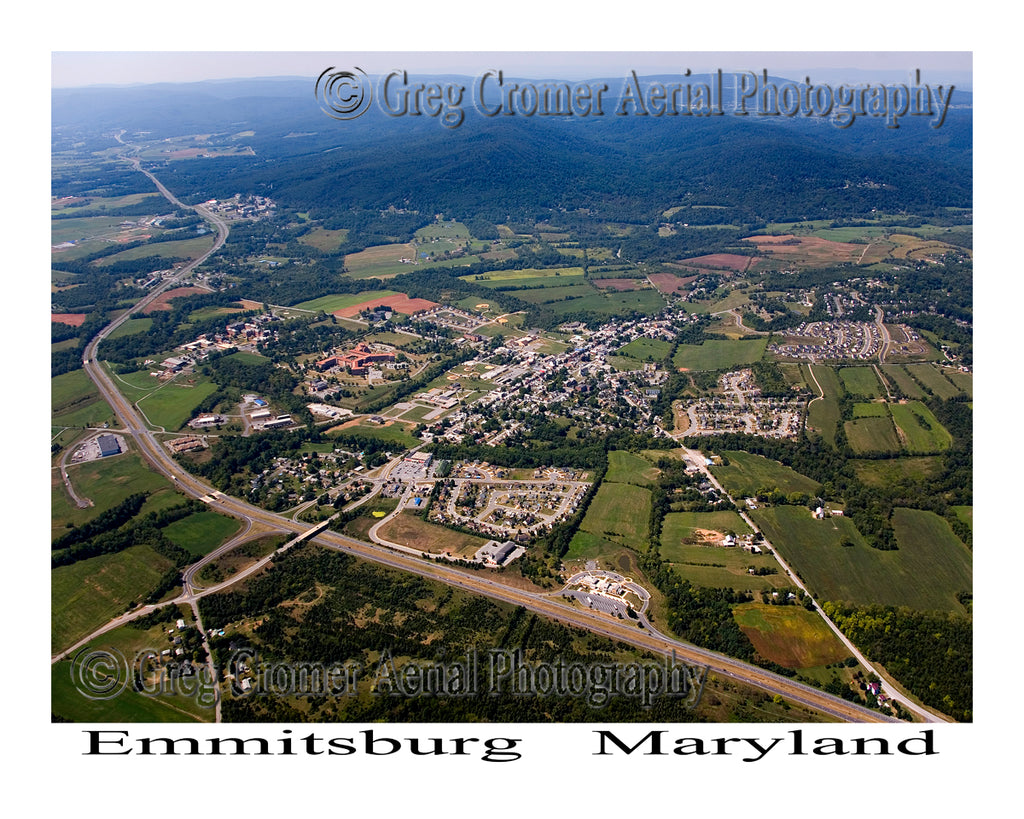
710,451,820,498
839,367,882,397
326,420,419,449
806,365,842,446
951,506,973,530
137,381,220,431
513,283,597,303
617,337,674,362
460,267,584,283
52,452,182,539
604,451,661,486
880,365,926,399
548,289,666,318
844,416,901,454
298,226,350,251
295,290,399,313
661,510,753,542
751,505,971,613
52,368,118,430
851,456,943,488
733,602,853,669
852,402,889,417
52,545,174,654
93,235,214,266
106,317,154,340
889,401,953,453
945,370,973,397
904,363,962,399
673,338,768,371
579,483,652,547
160,511,242,557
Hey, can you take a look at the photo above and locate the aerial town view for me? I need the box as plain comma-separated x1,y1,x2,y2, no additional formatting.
50,52,972,734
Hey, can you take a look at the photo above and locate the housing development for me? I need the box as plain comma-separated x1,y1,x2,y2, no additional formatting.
51,64,972,728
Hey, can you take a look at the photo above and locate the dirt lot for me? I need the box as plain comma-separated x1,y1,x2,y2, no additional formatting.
677,253,757,272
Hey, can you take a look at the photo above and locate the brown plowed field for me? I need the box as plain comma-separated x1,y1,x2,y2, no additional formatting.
743,234,862,266
676,253,756,272
51,313,87,326
142,287,208,312
334,293,439,317
649,273,697,294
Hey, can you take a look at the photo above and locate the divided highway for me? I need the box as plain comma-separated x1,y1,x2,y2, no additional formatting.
62,156,905,724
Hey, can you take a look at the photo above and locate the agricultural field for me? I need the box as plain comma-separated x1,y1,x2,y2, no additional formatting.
661,543,782,592
844,416,901,455
806,365,842,446
904,363,963,399
51,545,175,654
945,370,973,397
605,450,661,486
514,283,597,304
890,401,953,453
343,242,416,277
852,402,889,417
578,482,652,547
880,364,926,399
461,267,585,284
93,235,214,266
295,290,399,313
52,369,117,430
377,511,489,558
733,602,853,669
710,451,820,498
547,288,666,318
751,505,971,614
672,338,768,371
742,234,878,267
839,367,882,397
160,511,242,558
106,317,154,339
660,510,753,543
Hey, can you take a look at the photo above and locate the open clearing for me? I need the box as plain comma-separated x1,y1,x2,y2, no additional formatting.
377,511,489,558
733,602,852,669
890,401,953,453
743,234,865,267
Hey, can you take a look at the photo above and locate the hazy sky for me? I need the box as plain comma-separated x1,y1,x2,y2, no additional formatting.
51,51,972,89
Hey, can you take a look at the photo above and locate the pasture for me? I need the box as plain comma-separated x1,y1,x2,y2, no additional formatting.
904,364,962,399
880,365,926,399
806,365,842,445
605,450,661,486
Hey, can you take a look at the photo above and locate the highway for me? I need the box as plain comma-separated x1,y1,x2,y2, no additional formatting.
60,154,905,725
